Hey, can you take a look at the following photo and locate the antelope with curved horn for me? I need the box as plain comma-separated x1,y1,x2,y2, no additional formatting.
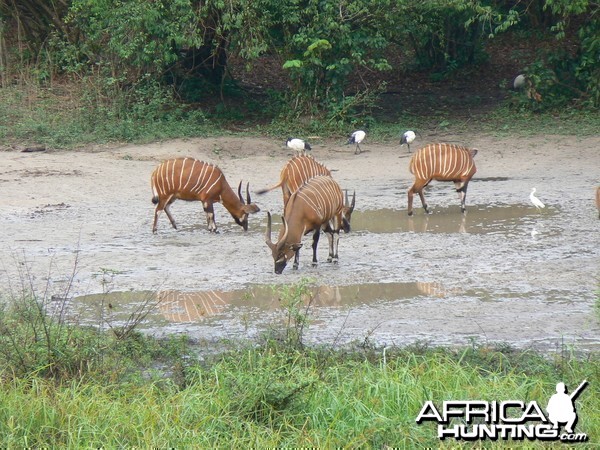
151,158,260,233
256,154,331,205
265,175,355,274
407,143,478,216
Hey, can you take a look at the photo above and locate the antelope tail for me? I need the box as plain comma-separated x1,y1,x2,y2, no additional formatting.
256,181,283,195
151,180,160,204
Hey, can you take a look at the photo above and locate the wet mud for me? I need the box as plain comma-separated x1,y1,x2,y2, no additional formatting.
1,134,599,353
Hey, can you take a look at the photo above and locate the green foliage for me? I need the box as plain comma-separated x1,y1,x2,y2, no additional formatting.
268,278,316,349
509,0,600,109
0,339,597,446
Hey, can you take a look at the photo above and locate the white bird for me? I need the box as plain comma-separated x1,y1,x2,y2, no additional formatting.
400,130,417,152
286,137,311,154
347,130,366,154
513,74,527,90
530,188,546,210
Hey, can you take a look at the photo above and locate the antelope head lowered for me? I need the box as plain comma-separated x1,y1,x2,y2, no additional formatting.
265,175,355,274
151,158,260,233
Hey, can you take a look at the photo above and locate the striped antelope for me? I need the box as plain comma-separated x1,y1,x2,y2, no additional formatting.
151,158,260,233
257,154,331,205
265,175,355,274
407,143,478,216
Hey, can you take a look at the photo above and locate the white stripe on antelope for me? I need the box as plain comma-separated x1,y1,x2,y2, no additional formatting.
257,154,331,205
407,143,478,216
265,175,355,274
151,158,260,233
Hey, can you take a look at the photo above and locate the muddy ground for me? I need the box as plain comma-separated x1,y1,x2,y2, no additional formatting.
1,133,599,352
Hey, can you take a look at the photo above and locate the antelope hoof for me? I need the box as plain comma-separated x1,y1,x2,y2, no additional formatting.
293,263,299,270
312,261,318,267
407,211,414,217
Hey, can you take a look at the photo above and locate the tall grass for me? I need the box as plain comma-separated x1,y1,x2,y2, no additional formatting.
0,343,598,447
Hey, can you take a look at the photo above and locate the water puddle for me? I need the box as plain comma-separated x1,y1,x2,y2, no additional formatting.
72,281,449,325
68,281,599,351
351,204,556,234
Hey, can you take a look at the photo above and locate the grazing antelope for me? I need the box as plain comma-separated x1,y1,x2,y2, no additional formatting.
407,143,478,216
256,154,331,205
265,175,355,274
151,158,260,233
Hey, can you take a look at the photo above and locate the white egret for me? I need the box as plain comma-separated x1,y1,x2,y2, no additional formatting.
347,130,366,154
530,188,545,210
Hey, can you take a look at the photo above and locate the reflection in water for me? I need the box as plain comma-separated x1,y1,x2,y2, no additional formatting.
74,281,455,324
351,204,557,234
159,290,230,322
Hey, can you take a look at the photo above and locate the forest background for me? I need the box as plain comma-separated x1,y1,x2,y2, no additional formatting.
0,0,598,147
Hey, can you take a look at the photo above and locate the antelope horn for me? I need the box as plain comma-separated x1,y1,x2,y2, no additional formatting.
345,189,349,206
279,215,289,249
246,182,251,205
350,190,356,211
238,180,244,204
265,212,276,250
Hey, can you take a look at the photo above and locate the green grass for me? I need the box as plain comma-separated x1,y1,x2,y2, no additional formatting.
0,280,598,447
1,80,599,150
0,339,598,447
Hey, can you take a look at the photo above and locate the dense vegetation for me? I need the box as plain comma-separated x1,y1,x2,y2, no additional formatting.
0,0,598,148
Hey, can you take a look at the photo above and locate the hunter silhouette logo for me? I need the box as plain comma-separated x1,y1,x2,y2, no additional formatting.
546,380,587,435
416,380,589,442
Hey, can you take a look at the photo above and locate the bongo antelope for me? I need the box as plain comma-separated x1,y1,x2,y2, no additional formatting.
151,158,260,233
265,175,355,274
257,154,331,205
407,143,478,215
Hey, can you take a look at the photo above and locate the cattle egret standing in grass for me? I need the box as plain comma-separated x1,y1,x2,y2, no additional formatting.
347,130,366,154
400,130,417,152
286,138,311,154
530,188,545,210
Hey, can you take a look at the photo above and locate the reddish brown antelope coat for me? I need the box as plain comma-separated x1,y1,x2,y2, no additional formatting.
257,154,331,205
407,143,478,215
151,158,260,233
265,175,355,274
